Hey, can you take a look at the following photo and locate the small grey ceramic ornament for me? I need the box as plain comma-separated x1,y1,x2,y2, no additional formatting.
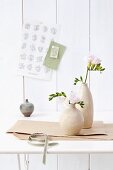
20,99,34,117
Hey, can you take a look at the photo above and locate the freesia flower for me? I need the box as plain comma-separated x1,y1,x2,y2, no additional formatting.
92,57,101,65
57,96,66,104
74,55,105,85
68,91,79,104
87,55,95,64
49,91,84,108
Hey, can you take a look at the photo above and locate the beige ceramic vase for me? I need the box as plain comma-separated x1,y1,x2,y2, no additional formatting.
76,83,93,128
60,104,84,135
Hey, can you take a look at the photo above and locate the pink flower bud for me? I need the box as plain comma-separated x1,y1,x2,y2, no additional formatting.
92,57,101,65
87,55,95,64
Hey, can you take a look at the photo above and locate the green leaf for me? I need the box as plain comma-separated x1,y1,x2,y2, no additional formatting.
100,68,105,71
80,76,83,81
61,92,67,97
76,101,84,108
49,93,55,96
91,64,95,70
49,96,53,101
95,64,101,71
49,91,67,101
74,77,83,85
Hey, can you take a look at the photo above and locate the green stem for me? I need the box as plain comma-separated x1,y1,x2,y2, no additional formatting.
84,67,89,83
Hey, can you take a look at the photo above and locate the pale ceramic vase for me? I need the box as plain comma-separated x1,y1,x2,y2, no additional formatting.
76,83,93,129
60,104,84,135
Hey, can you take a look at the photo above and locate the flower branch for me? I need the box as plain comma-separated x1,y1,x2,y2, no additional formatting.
74,76,84,85
69,100,84,108
76,101,84,108
49,91,84,108
74,55,105,85
49,92,66,101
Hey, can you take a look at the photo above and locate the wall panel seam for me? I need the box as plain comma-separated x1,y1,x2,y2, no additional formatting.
56,0,58,111
22,0,25,102
89,0,91,88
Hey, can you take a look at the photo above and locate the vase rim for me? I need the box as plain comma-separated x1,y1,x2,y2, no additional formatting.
81,82,88,85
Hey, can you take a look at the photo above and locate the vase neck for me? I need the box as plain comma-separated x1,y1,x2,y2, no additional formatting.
82,82,87,86
81,83,89,88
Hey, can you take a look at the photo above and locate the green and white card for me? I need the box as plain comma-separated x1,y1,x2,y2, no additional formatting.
43,41,66,70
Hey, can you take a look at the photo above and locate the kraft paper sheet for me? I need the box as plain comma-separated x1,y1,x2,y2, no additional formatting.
7,120,113,140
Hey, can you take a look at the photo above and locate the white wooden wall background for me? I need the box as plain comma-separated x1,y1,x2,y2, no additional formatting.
0,0,113,169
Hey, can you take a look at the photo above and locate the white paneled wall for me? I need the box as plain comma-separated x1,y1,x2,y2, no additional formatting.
23,0,57,113
57,0,89,108
0,0,22,115
90,0,113,120
0,0,113,170
0,0,112,116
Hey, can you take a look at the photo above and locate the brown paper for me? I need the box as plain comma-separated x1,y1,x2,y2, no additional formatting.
7,120,112,140
7,120,65,136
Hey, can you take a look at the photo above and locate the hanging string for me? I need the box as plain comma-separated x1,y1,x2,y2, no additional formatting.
22,0,25,102
22,0,24,26
23,76,25,102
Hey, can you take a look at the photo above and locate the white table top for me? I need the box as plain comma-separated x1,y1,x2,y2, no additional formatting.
1,112,113,154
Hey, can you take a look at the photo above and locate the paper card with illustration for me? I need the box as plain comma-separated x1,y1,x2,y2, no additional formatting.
43,41,66,70
17,21,59,80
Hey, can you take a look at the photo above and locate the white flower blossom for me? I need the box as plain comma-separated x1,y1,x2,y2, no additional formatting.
87,55,95,64
68,91,79,104
92,57,101,65
57,96,66,104
87,55,101,65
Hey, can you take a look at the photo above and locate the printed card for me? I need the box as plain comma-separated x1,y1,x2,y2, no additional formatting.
18,21,59,80
43,41,66,70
